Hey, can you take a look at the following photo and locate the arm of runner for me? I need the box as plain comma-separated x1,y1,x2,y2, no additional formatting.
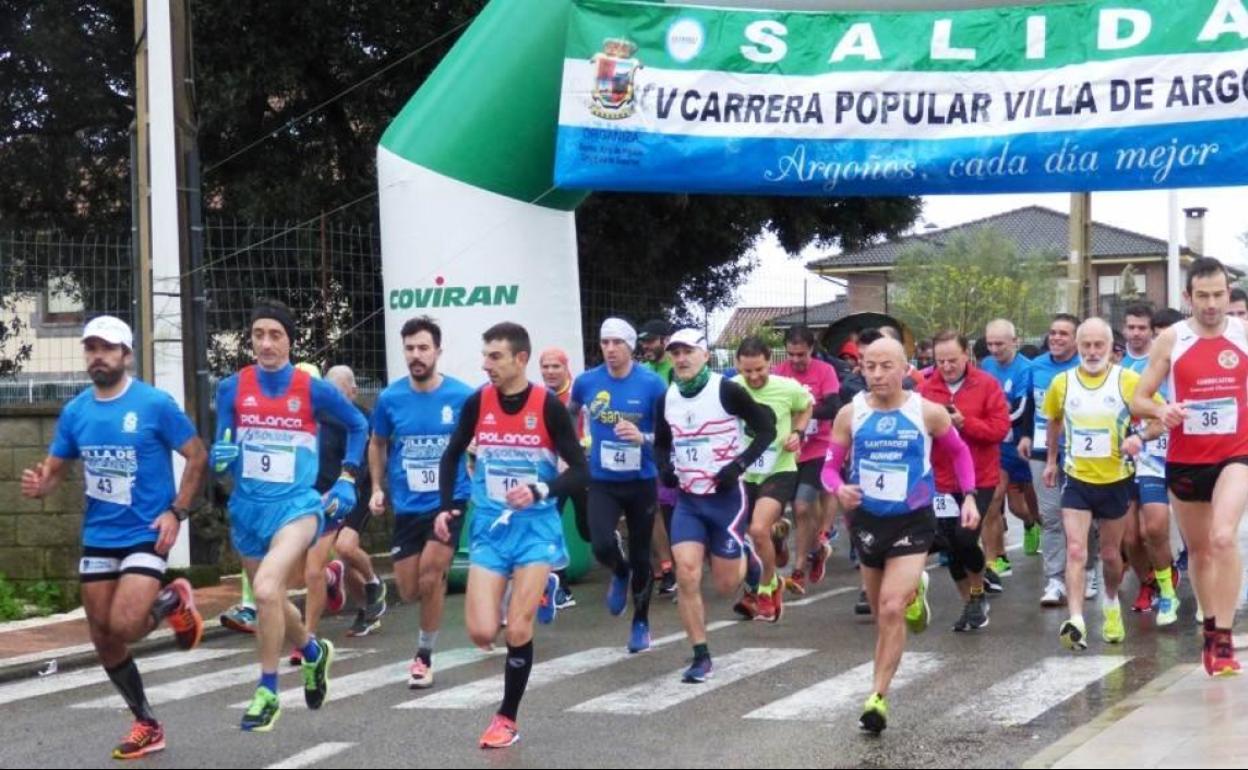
653,400,677,487
312,378,369,467
787,399,814,453
824,404,862,511
20,455,70,499
368,434,389,513
438,391,479,512
210,376,240,472
720,377,778,473
1130,328,1186,428
542,390,590,501
959,379,1012,445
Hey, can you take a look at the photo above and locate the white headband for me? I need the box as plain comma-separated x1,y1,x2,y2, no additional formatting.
600,317,637,350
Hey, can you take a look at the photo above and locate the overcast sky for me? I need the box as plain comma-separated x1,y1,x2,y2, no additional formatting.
710,186,1248,339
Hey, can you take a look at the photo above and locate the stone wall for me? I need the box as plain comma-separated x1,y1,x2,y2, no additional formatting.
0,405,81,606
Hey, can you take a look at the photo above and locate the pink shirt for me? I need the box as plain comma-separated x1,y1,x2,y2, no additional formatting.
773,358,841,463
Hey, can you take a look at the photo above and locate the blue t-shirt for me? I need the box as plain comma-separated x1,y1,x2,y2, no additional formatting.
571,363,667,482
372,375,473,515
980,354,1032,445
214,364,368,505
51,378,198,548
1027,352,1081,460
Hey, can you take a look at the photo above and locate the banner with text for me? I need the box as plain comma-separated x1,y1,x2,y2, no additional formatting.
555,0,1248,196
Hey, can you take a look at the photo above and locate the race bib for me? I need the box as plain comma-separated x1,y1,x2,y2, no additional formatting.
1033,416,1049,452
1071,428,1112,459
85,470,133,506
859,459,908,503
1184,398,1237,436
750,447,780,475
404,462,439,493
673,437,713,471
485,467,538,504
804,419,820,438
242,443,296,484
601,440,641,472
933,493,959,519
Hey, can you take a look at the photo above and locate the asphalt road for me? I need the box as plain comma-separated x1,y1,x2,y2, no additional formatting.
0,532,1203,769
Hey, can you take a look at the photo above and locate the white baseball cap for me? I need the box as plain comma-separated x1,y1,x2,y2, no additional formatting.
665,328,708,352
81,316,134,349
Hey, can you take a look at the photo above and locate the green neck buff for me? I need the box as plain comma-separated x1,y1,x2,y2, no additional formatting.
677,365,712,398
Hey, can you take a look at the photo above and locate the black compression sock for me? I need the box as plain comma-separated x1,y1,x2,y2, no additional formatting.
105,656,156,723
632,572,653,624
498,640,534,721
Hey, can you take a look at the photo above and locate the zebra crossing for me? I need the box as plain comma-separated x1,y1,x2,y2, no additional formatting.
8,637,1136,730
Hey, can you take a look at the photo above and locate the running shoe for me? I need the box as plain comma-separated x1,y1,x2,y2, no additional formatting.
954,594,989,632
325,559,346,614
1023,523,1042,556
773,518,791,569
1211,632,1243,677
364,580,388,623
302,638,334,710
1102,606,1126,644
733,590,758,620
240,687,281,732
479,714,519,749
772,580,785,622
785,570,807,597
859,692,888,734
159,578,203,651
809,538,832,585
408,657,434,689
992,556,1013,577
220,604,257,635
1156,595,1180,627
854,589,872,616
1041,578,1066,608
112,719,164,759
537,573,560,625
904,571,931,634
1085,569,1099,600
983,567,1004,595
346,609,381,637
1132,580,1156,613
607,569,630,616
1175,547,1188,573
755,591,777,623
682,656,713,684
628,619,651,654
1060,617,1088,651
555,585,577,610
658,566,677,596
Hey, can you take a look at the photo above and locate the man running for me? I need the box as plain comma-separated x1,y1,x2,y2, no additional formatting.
1132,257,1248,675
368,317,473,687
301,366,384,650
822,337,979,733
211,301,368,731
773,325,841,595
539,346,587,610
1118,306,1180,623
639,319,679,595
1020,314,1088,607
981,319,1042,573
919,331,1010,632
568,318,667,652
1043,318,1164,650
434,322,587,748
731,337,813,622
21,316,207,759
654,329,775,683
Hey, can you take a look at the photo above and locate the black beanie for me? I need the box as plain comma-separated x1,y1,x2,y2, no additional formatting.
250,302,296,343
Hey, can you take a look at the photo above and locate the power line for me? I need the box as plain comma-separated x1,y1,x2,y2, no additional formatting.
203,16,474,175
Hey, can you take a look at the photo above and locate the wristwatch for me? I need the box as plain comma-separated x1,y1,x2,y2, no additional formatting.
171,505,191,522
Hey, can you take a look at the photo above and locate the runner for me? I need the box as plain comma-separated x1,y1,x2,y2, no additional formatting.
210,301,368,731
730,336,813,622
918,331,1010,632
1043,318,1165,650
639,319,679,595
1132,257,1248,675
434,322,588,748
367,317,471,687
654,329,776,683
1118,306,1180,624
540,346,587,610
822,337,980,733
1229,287,1248,320
301,366,382,651
1019,314,1090,607
773,326,841,596
20,316,208,759
980,320,1042,574
568,318,667,651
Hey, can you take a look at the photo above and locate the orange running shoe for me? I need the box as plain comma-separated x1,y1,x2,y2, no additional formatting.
112,719,165,760
479,714,519,749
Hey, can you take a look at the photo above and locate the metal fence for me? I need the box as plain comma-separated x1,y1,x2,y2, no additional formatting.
2,219,840,405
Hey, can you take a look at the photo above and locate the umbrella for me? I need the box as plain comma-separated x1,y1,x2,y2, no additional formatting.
820,312,916,359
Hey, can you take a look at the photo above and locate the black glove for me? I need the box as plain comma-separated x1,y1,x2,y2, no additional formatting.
714,459,745,491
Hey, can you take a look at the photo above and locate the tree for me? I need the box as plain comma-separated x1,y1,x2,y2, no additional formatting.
891,228,1060,341
1,1,920,371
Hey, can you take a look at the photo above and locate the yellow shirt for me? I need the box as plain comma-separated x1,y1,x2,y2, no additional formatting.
1042,365,1158,485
